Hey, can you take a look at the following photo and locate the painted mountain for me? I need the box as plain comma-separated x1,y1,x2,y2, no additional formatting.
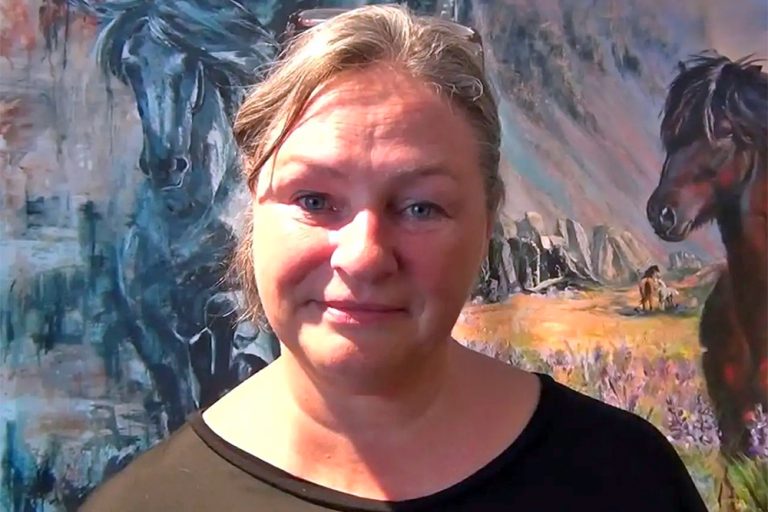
477,0,766,262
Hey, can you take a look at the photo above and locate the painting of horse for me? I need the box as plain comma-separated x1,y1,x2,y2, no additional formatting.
647,52,768,457
1,1,766,510
657,279,679,310
72,0,280,430
637,265,661,312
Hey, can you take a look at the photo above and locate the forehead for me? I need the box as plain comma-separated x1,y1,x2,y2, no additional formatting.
270,67,479,171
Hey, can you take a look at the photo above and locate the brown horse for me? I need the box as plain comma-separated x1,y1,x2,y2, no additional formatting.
647,52,767,458
638,265,661,311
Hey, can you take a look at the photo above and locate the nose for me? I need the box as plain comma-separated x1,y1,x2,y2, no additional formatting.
658,206,676,232
159,157,190,187
330,210,397,281
141,155,190,188
647,196,677,235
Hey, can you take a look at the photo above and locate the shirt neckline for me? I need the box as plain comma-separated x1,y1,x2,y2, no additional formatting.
187,371,557,511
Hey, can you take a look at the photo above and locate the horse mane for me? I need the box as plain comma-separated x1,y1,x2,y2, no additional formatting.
153,1,277,83
642,265,660,278
661,50,768,152
70,0,278,89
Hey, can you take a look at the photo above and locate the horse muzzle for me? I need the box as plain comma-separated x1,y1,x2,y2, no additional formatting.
646,198,691,242
140,153,191,190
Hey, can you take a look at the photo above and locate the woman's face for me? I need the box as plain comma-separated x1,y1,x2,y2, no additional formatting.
251,66,492,383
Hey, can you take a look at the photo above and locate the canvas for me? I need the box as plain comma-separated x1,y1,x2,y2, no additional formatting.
0,1,765,510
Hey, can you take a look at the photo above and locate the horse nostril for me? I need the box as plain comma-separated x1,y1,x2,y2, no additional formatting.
659,206,676,231
139,157,151,176
174,157,189,175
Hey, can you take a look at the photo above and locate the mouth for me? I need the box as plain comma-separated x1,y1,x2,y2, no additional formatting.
161,196,194,214
654,220,701,242
654,220,694,242
314,300,407,324
160,179,185,191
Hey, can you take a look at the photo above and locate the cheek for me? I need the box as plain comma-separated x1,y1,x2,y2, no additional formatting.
665,158,713,200
401,225,486,300
715,155,747,189
675,180,714,218
251,206,328,302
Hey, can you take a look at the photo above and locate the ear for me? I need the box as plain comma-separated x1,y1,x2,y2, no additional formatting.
677,60,687,73
747,64,763,75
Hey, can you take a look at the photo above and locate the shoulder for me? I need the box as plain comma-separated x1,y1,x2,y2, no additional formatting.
80,422,212,511
535,375,706,508
541,374,678,458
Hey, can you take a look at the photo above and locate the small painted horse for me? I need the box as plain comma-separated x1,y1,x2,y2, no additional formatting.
647,52,767,457
657,279,679,310
638,265,661,312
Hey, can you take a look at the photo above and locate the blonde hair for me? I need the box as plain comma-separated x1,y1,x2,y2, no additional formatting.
230,4,503,322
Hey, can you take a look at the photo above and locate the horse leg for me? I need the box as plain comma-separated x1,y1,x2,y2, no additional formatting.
731,273,768,412
731,186,768,412
742,292,768,412
700,272,752,457
640,280,651,311
745,303,768,412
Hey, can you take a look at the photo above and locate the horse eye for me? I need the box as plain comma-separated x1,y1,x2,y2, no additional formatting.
697,165,719,179
713,119,733,140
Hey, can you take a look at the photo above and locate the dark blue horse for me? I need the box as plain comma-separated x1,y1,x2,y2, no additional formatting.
71,0,279,431
85,0,275,212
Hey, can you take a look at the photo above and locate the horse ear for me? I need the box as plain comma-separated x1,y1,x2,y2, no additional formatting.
747,64,763,75
677,60,687,73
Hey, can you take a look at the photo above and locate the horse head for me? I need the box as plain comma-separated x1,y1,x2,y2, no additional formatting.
647,53,767,242
82,0,279,216
121,24,205,194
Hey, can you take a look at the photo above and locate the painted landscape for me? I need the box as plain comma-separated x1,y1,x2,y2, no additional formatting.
1,0,766,510
455,265,752,509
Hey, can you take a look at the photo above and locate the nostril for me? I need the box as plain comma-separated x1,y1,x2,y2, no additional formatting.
175,157,189,175
659,206,676,230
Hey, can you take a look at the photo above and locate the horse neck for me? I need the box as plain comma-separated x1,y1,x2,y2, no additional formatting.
208,70,247,123
716,147,767,277
746,148,768,217
192,79,237,191
218,85,244,123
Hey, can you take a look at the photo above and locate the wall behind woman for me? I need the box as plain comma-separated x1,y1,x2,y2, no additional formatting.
0,0,764,510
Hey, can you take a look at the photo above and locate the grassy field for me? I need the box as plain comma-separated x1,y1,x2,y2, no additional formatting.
452,270,767,512
454,286,702,358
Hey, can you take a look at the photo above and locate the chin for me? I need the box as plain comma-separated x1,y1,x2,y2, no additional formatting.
295,323,435,381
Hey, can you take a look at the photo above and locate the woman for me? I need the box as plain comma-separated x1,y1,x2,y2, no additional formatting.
82,5,708,511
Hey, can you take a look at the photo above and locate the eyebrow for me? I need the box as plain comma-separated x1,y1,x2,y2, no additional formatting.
280,156,459,183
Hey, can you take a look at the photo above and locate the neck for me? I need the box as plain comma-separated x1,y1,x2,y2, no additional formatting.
204,337,538,500
248,339,490,498
716,150,767,278
273,339,459,444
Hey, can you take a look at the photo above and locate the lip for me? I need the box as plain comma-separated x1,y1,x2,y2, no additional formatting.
655,220,694,242
315,300,407,324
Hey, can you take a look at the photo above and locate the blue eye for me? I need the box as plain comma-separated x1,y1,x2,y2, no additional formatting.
404,202,441,220
296,194,331,212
